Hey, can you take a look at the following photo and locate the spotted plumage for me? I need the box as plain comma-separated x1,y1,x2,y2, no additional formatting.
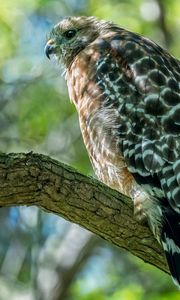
45,16,180,287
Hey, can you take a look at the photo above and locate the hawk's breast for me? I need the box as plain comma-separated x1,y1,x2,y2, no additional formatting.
66,44,137,197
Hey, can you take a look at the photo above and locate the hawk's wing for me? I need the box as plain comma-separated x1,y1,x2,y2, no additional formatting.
95,30,180,212
94,30,180,285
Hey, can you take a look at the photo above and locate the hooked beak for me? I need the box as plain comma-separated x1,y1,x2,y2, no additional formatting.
44,39,55,59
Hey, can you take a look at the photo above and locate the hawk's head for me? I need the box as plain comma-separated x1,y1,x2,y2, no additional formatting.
45,16,111,67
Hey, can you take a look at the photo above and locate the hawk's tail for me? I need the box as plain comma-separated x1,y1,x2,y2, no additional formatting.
161,210,180,288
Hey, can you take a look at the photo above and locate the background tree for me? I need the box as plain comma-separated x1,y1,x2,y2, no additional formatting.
0,0,179,299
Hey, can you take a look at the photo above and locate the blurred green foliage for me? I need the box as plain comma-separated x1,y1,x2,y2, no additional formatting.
0,0,179,299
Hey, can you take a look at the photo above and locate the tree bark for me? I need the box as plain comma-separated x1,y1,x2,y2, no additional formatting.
0,152,168,274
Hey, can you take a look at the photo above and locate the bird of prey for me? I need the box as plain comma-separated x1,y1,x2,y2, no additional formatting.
45,16,180,287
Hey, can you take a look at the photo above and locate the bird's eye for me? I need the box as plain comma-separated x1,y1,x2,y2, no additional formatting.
64,29,77,39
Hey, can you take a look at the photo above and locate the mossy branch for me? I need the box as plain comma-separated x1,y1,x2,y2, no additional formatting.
0,152,168,274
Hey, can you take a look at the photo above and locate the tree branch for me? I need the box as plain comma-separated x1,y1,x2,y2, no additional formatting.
0,152,168,274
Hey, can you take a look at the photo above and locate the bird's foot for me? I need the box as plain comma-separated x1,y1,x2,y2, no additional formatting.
131,189,148,224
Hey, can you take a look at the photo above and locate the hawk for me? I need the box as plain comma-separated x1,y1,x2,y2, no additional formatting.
45,16,180,287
